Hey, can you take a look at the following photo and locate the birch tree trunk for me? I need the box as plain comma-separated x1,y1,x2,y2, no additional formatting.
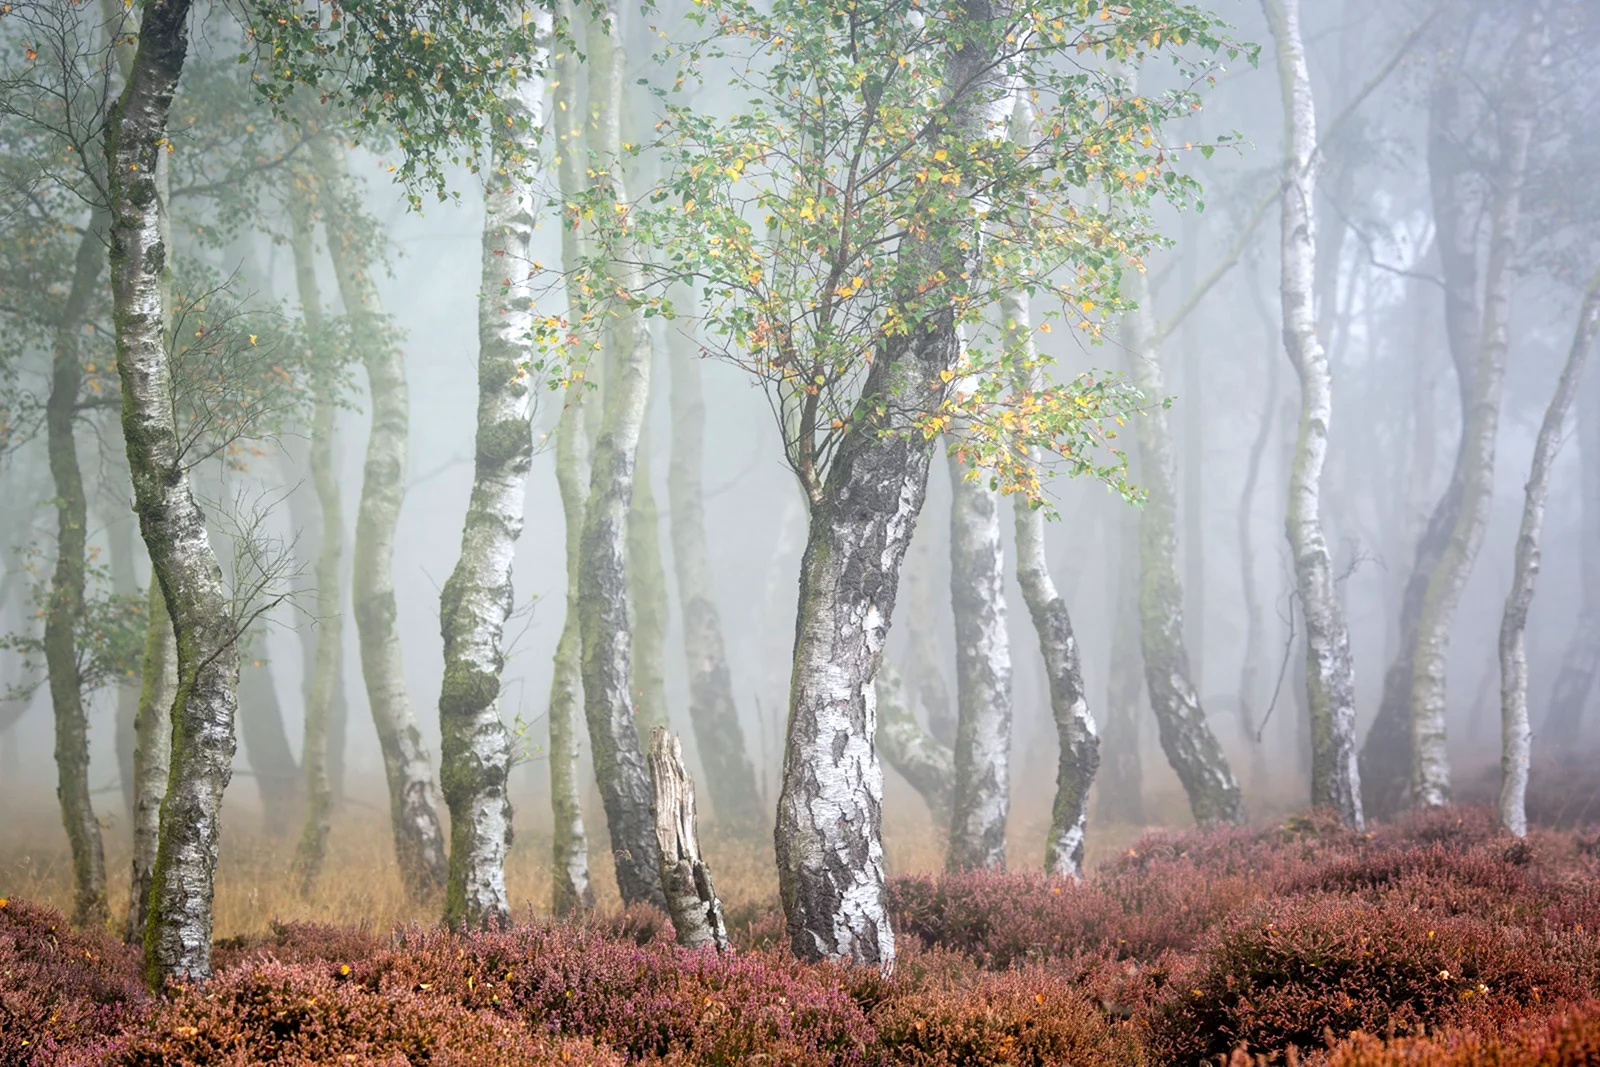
1499,275,1600,836
945,438,1013,872
666,299,764,831
1096,498,1145,826
1238,272,1280,782
1543,360,1600,749
906,527,957,746
287,197,342,894
627,444,670,736
1265,0,1362,829
125,576,175,945
1359,54,1483,819
874,659,954,822
1410,47,1534,808
548,0,595,919
108,0,244,985
437,27,549,928
1003,288,1099,878
314,140,449,898
577,1,666,910
47,219,110,929
1125,280,1243,826
110,508,141,825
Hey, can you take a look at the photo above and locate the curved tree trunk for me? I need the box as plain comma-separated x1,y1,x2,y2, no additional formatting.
548,0,595,919
314,140,449,899
649,726,730,952
577,1,666,910
1237,269,1280,785
666,300,764,832
287,198,342,893
108,0,243,985
874,658,954,823
1265,0,1362,828
1543,358,1600,749
945,435,1013,872
1003,286,1099,878
1499,275,1600,836
1409,47,1534,808
1125,278,1243,826
48,219,110,930
905,526,957,746
125,576,175,945
1096,497,1145,826
437,25,548,928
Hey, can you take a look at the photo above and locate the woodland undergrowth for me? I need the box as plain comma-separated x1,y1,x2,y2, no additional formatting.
9,776,1600,1065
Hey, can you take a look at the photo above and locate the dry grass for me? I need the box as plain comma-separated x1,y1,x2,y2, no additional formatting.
0,765,1297,940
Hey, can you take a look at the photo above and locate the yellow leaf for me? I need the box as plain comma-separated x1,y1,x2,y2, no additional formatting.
248,334,258,345
939,369,955,383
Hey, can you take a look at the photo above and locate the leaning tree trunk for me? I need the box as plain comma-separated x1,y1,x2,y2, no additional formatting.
665,297,764,832
437,26,548,929
1543,340,1600,748
1498,274,1600,836
1359,55,1485,819
1409,53,1533,808
649,726,730,952
314,140,450,899
47,219,110,930
1125,277,1243,826
1097,505,1146,826
547,0,596,919
287,197,343,894
945,432,1014,872
1266,0,1362,829
1003,284,1099,878
874,659,954,822
125,576,175,945
576,1,667,911
108,0,242,985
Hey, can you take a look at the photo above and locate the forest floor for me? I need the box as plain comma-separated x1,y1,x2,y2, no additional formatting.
6,758,1600,1065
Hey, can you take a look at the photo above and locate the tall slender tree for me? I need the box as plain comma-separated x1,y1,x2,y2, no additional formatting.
1264,0,1362,828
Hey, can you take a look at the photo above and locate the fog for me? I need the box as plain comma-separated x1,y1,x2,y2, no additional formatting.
3,0,1599,908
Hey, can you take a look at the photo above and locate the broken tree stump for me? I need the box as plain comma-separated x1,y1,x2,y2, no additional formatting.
648,726,730,952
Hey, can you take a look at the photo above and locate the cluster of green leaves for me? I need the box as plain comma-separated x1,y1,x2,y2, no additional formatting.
241,0,548,200
0,552,148,702
546,0,1249,506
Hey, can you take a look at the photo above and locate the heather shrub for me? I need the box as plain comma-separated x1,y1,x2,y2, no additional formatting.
211,918,388,973
1149,893,1584,1063
82,958,623,1066
0,896,148,1066
1326,1000,1600,1067
873,967,1141,1067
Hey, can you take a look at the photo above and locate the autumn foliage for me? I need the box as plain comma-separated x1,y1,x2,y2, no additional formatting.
7,804,1600,1065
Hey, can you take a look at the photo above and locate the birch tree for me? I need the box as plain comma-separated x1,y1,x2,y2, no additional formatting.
436,11,550,929
1499,273,1600,836
1264,0,1361,828
569,0,1239,966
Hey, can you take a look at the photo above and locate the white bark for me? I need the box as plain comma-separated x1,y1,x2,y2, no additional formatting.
1410,35,1535,808
108,0,242,984
1499,276,1600,836
946,434,1013,871
125,576,174,945
438,21,550,928
314,140,450,897
1265,0,1362,828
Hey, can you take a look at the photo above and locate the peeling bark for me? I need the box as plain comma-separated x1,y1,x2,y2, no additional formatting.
1004,285,1098,878
874,658,954,823
1265,0,1362,829
438,22,549,929
1125,275,1243,826
577,1,667,910
1498,276,1600,837
108,0,242,986
314,140,449,899
48,217,110,930
1410,40,1534,808
666,300,764,832
649,726,730,952
945,433,1013,872
125,575,174,945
